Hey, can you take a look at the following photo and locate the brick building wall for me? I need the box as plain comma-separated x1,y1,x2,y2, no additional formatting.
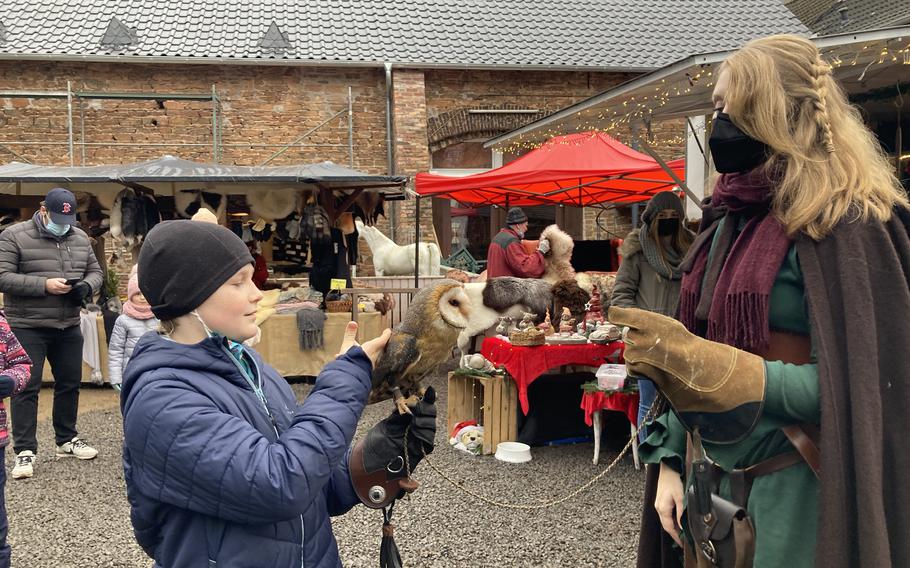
0,62,390,169
0,60,690,276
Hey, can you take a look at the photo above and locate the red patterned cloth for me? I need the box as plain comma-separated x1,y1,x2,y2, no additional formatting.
581,390,639,427
481,336,623,415
0,310,33,448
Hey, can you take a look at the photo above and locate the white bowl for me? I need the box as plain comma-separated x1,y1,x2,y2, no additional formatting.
494,442,532,463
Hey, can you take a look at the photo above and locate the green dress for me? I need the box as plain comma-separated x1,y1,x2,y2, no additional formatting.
638,243,820,568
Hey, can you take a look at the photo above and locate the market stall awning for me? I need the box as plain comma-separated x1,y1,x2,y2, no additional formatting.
415,131,684,207
0,155,409,196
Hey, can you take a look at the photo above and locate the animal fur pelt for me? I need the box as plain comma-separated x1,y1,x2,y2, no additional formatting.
540,224,577,284
352,190,385,226
574,272,616,304
481,277,552,323
551,279,590,323
110,188,144,247
174,190,226,220
457,278,553,353
248,188,300,222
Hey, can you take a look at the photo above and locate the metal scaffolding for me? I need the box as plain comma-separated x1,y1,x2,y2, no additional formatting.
0,84,358,167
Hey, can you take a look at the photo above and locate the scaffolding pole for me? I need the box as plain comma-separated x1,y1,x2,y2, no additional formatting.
260,108,347,166
66,81,74,166
348,86,354,168
212,85,218,162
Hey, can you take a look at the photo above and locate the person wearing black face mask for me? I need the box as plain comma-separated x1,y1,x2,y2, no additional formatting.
709,111,772,174
610,191,694,439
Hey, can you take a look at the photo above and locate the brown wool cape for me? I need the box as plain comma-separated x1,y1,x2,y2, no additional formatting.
636,205,910,568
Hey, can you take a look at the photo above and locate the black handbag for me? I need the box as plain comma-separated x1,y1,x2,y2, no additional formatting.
686,483,755,568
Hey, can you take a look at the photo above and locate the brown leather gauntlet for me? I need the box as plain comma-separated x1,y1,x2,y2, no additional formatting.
608,306,766,444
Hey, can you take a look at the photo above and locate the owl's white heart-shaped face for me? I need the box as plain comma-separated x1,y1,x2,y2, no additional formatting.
437,286,472,329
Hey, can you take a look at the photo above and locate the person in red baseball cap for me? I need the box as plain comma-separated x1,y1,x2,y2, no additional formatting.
0,187,104,480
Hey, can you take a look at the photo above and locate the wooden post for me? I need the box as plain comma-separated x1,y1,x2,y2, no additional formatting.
414,196,421,288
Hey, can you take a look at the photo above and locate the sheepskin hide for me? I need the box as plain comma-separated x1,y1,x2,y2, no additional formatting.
458,279,552,353
576,272,616,303
174,190,226,220
551,279,590,323
540,224,577,284
248,188,299,222
111,188,146,246
481,277,552,322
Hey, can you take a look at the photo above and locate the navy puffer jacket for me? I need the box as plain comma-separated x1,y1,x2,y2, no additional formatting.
120,331,371,567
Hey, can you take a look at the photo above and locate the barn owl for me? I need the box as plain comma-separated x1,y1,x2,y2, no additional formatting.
370,279,472,414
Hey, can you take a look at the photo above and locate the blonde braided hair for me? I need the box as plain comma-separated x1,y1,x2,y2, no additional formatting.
810,59,836,154
716,34,907,239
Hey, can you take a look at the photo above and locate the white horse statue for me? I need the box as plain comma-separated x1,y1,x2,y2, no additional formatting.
355,220,441,277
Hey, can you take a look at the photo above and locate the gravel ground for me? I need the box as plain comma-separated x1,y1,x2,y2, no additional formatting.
5,369,644,567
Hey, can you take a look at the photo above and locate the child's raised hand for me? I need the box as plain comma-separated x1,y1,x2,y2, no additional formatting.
337,322,359,356
336,322,392,369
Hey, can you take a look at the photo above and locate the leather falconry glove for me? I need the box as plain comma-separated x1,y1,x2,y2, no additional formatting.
608,306,765,444
351,387,437,509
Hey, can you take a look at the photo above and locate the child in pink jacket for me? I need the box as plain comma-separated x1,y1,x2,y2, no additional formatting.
0,310,32,567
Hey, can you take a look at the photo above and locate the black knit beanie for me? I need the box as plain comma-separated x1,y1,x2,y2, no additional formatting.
138,220,254,320
641,191,685,225
506,207,528,225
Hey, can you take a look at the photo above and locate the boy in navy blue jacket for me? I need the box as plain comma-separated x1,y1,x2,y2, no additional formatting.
121,221,436,568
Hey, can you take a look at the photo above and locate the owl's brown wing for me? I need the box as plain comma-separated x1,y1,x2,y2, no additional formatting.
369,331,420,403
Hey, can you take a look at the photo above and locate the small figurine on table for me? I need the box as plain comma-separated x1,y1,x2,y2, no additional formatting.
496,316,508,336
538,308,556,336
518,312,536,330
559,307,575,336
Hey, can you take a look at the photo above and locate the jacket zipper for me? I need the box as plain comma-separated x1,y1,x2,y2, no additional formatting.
56,242,65,321
219,345,306,564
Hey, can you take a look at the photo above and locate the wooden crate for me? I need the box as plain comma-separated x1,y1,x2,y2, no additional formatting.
447,372,518,455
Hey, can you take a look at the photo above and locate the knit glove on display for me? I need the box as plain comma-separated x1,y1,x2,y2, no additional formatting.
608,306,766,444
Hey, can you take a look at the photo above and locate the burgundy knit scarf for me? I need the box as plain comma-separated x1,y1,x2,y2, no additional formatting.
678,169,792,352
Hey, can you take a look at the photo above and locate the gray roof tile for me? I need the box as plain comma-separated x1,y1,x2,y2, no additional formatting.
0,0,807,69
784,0,910,35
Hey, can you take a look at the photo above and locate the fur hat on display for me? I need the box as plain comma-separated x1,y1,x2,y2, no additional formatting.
506,207,528,225
138,220,254,320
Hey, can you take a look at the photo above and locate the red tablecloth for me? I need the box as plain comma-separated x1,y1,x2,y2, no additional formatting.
581,391,640,427
481,336,624,415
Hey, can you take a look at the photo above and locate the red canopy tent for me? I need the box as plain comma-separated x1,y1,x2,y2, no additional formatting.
414,131,685,208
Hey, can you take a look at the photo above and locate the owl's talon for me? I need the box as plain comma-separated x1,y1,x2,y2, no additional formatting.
395,397,413,415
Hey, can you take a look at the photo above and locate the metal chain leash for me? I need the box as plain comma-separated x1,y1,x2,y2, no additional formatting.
403,395,663,511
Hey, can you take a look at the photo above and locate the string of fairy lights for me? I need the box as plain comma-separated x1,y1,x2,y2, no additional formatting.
492,38,910,156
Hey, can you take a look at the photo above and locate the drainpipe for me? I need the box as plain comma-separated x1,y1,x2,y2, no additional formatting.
385,62,397,240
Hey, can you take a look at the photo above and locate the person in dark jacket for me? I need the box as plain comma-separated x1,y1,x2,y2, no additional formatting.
610,191,693,437
0,188,103,479
122,220,436,568
485,207,549,278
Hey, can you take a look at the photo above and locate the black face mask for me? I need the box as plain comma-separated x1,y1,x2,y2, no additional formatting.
709,112,770,173
657,218,679,236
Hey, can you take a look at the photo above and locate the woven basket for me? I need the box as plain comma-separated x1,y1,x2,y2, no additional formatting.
509,328,546,347
325,300,353,313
